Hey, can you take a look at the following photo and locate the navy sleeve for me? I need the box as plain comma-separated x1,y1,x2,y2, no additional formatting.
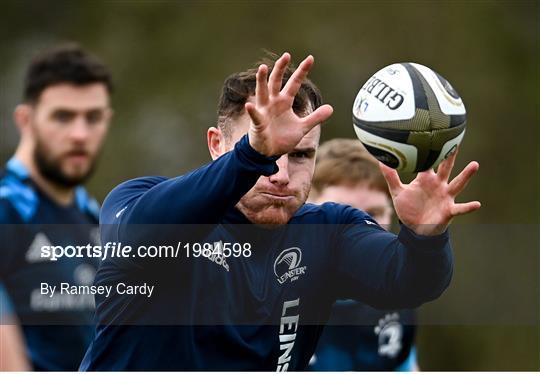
97,135,278,271
334,206,453,309
101,135,278,227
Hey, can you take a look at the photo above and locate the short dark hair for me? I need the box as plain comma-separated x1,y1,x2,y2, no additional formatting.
217,53,323,139
23,43,113,103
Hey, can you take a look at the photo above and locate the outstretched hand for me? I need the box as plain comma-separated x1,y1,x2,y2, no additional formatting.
246,52,334,157
379,149,481,236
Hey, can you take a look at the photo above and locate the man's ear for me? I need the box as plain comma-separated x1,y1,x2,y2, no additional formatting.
13,104,33,136
207,126,225,160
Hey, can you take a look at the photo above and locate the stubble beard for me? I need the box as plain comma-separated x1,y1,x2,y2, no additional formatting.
236,182,311,225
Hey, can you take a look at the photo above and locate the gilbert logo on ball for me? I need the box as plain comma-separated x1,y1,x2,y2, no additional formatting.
353,63,466,172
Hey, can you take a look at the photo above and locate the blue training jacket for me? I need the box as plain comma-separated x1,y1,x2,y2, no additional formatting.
0,158,100,370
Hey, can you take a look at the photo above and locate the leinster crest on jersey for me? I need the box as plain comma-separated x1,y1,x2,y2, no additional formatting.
274,247,307,284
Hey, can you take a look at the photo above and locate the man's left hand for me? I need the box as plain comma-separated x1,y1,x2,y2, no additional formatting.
379,149,481,236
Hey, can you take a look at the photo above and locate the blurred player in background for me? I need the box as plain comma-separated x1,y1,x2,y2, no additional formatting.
308,138,418,371
0,44,113,370
81,52,479,370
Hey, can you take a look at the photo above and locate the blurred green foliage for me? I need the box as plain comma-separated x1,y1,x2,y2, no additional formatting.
1,0,538,370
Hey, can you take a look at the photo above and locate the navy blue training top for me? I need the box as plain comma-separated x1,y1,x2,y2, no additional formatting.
80,135,452,371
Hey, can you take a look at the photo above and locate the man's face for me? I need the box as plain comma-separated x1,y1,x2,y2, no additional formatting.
28,83,111,187
223,99,320,225
315,184,393,226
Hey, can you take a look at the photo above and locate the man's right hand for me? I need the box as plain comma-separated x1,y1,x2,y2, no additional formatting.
246,53,333,157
